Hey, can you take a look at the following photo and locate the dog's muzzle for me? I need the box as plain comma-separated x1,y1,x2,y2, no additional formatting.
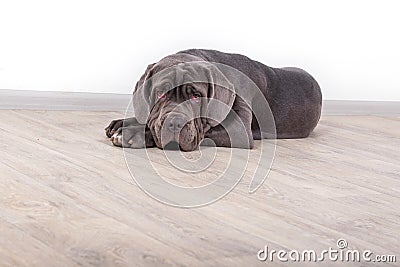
160,114,188,149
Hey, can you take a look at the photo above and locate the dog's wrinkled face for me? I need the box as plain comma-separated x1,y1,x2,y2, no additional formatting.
147,82,209,151
132,56,236,151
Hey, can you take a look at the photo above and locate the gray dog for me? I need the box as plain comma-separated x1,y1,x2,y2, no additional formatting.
105,49,322,151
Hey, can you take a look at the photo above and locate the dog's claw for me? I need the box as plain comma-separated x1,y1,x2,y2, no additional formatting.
110,128,123,147
105,119,124,138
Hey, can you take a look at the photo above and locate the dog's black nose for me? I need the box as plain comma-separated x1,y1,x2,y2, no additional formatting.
165,116,185,133
163,140,180,150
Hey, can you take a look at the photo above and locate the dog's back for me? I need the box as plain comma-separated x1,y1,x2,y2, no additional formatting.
178,49,322,138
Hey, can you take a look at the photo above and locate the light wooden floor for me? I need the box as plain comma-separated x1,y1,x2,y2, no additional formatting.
0,110,399,266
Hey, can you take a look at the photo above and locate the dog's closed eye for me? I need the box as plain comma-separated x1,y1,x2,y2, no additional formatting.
156,91,166,99
190,92,201,103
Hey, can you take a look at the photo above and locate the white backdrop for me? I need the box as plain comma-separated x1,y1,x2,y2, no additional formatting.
0,0,399,101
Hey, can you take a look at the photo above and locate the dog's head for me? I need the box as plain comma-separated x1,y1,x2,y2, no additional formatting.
132,54,235,151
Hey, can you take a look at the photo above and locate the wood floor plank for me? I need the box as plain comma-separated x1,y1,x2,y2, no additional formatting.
0,218,78,267
0,110,399,266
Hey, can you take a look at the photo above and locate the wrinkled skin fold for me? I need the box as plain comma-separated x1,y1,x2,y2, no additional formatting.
105,49,322,151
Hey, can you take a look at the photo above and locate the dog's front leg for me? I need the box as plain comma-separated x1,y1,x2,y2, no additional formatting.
204,102,254,149
105,117,155,148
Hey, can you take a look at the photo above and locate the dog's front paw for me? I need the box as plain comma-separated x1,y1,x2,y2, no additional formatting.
110,126,146,149
110,127,123,147
105,119,123,138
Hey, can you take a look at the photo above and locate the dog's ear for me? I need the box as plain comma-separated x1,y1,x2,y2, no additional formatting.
205,64,236,127
132,63,155,124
